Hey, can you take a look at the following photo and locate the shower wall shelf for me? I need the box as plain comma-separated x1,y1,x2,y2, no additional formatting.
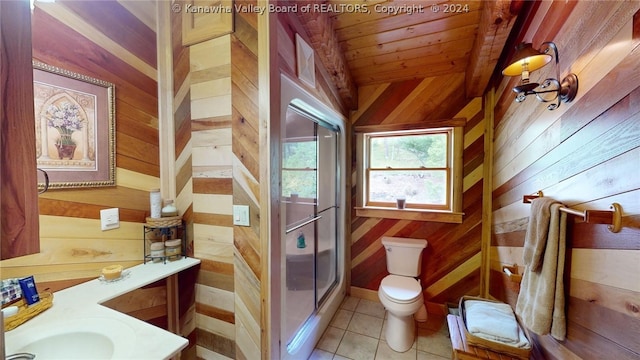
523,191,622,233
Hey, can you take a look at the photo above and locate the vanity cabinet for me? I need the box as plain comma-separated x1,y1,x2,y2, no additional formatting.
1,0,40,260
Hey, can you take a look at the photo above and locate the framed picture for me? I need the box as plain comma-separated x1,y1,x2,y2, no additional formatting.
295,33,316,88
33,61,115,190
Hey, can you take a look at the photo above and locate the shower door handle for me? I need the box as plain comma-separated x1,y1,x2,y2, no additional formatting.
285,215,322,234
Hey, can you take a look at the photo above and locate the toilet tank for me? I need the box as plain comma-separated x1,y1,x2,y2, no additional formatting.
382,237,428,277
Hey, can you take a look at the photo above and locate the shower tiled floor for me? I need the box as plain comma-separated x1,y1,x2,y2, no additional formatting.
310,296,452,360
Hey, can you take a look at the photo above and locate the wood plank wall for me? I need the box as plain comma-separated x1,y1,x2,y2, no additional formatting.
186,30,237,360
174,3,350,359
277,11,354,115
0,0,158,288
350,75,487,306
231,1,262,359
490,2,640,359
176,1,263,358
170,3,200,357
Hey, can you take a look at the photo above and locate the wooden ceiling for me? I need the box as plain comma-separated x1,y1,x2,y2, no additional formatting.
297,0,524,110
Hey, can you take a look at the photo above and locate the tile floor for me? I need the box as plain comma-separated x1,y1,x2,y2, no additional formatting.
310,296,452,360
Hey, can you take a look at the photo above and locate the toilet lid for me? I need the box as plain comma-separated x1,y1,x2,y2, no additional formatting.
380,275,422,303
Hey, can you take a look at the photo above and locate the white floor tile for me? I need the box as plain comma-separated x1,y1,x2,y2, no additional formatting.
340,296,360,312
335,331,379,360
313,296,451,360
308,349,334,360
347,312,384,339
355,299,386,318
375,340,417,360
317,326,345,353
330,309,354,330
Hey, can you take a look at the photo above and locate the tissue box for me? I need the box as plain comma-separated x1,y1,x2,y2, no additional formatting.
1,279,22,305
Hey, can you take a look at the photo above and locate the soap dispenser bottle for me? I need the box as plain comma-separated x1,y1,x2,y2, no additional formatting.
296,231,306,249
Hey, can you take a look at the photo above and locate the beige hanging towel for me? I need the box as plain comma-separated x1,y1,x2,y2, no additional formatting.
516,199,567,341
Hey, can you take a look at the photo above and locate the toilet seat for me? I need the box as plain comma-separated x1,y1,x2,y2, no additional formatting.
379,275,422,304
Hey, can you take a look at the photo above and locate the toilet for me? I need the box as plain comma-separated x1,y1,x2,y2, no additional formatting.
378,236,428,352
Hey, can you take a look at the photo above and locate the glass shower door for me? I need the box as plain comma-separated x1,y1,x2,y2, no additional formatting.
282,106,318,346
281,104,339,348
315,124,337,305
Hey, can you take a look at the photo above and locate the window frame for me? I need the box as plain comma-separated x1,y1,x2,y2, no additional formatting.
365,129,452,211
281,135,318,200
355,123,464,223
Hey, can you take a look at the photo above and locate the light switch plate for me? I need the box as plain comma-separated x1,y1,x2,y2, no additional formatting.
100,208,120,231
233,205,250,226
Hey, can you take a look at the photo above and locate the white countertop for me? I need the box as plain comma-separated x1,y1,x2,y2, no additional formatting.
5,257,201,359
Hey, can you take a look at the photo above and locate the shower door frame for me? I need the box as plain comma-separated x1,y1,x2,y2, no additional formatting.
281,105,339,347
272,74,347,360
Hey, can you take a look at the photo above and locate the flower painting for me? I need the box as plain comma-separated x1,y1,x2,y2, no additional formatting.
46,102,84,145
44,101,86,159
33,61,115,189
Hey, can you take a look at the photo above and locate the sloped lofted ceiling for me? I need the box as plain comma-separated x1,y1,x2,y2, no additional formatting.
297,0,525,111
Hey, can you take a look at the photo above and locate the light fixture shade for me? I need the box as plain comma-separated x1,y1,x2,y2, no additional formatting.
502,43,553,76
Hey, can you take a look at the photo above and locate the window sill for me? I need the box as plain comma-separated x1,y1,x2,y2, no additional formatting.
355,207,464,223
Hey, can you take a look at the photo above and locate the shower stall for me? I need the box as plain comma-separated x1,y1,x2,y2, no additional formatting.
276,75,346,359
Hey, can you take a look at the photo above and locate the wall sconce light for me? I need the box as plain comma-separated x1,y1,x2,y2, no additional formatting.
502,42,578,110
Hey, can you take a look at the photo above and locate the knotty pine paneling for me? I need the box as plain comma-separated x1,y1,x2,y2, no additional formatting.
350,79,486,305
60,0,157,67
232,4,262,358
170,4,200,354
0,1,159,286
490,3,640,360
181,9,241,359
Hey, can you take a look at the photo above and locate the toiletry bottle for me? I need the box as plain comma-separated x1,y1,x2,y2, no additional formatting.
161,200,178,217
150,188,162,218
296,231,306,249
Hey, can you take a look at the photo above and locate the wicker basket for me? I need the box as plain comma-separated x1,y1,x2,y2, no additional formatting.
3,292,54,331
145,216,182,228
458,296,531,360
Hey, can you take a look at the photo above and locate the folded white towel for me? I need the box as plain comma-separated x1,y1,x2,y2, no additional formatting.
464,300,520,344
470,319,531,349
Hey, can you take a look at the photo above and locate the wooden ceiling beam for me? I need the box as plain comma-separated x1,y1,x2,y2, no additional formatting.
296,1,358,110
465,0,523,98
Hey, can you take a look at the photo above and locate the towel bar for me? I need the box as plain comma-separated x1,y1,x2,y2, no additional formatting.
523,191,622,233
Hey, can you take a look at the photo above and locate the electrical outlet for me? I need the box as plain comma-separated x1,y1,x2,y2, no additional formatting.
100,208,120,231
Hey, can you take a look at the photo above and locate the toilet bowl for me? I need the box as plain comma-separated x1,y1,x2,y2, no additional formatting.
377,236,428,352
378,274,425,352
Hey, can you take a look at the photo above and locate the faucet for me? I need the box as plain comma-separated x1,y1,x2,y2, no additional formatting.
6,354,35,360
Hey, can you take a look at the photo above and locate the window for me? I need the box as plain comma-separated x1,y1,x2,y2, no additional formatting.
356,126,463,223
282,137,317,199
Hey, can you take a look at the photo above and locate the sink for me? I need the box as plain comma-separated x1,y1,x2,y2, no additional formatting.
6,317,136,360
